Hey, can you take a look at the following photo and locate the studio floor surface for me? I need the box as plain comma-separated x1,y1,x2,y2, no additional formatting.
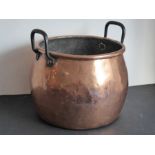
0,84,155,135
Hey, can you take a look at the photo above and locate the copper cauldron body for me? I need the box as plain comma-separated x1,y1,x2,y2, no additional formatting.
30,21,128,129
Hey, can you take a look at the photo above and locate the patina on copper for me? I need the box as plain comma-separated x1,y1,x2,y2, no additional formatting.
30,21,128,129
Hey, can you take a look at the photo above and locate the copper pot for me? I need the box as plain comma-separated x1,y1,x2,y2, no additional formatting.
30,21,128,129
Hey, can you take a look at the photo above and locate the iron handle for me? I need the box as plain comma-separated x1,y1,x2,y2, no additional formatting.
104,21,126,43
30,29,55,66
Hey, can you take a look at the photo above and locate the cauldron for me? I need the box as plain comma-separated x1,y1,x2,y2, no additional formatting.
30,21,128,129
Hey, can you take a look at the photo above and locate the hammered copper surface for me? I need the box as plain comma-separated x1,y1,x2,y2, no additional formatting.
31,47,128,129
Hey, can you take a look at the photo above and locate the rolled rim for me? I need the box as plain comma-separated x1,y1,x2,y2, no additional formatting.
37,35,125,60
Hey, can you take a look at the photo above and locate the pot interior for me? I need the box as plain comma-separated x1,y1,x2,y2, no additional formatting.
39,37,123,55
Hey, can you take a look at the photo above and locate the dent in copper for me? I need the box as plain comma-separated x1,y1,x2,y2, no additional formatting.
31,47,128,129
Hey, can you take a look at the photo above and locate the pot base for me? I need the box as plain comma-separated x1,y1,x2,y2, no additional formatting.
37,112,120,130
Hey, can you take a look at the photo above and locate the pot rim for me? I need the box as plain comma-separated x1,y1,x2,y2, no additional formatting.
37,35,125,60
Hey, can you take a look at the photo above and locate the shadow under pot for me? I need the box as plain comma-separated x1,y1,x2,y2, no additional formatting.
30,21,128,129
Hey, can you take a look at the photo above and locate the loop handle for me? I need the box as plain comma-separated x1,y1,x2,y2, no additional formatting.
30,29,55,66
104,21,126,43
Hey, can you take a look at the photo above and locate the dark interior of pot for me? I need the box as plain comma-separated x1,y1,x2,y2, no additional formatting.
39,37,123,55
